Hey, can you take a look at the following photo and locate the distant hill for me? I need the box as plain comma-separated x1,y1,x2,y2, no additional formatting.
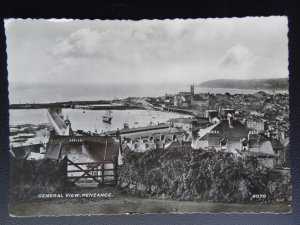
198,78,288,90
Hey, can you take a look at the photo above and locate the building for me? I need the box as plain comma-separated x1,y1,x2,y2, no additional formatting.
123,136,171,152
190,84,195,95
168,117,209,133
192,117,279,168
122,126,187,152
190,93,210,109
190,99,209,109
205,110,219,122
45,135,121,162
246,117,265,133
221,108,235,117
173,85,195,108
174,94,191,108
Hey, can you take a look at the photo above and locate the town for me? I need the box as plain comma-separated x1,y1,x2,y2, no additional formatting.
6,16,292,216
9,85,291,209
10,85,290,170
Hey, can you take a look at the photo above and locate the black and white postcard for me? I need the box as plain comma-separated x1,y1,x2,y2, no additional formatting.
5,17,291,216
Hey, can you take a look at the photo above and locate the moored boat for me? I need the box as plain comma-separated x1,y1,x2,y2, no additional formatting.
102,110,112,123
123,123,129,129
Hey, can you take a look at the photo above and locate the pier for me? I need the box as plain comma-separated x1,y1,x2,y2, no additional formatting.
107,124,170,136
153,106,203,118
10,100,141,110
46,108,67,135
46,107,176,138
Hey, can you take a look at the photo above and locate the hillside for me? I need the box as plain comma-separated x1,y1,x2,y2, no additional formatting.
198,78,288,90
119,146,291,203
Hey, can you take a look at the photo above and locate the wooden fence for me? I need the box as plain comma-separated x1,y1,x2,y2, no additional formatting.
64,156,118,186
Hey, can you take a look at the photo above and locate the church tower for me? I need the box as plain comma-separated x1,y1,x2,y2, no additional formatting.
190,84,195,95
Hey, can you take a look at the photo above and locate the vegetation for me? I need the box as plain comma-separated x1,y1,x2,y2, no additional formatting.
119,146,291,203
10,158,67,202
199,78,288,90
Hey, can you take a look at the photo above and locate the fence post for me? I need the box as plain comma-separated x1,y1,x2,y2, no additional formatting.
62,155,68,192
20,158,25,185
101,163,105,184
113,155,118,185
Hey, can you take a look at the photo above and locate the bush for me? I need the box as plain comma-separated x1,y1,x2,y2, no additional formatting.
119,146,291,203
10,158,69,202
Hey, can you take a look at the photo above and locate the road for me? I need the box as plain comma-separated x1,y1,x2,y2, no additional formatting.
10,186,291,216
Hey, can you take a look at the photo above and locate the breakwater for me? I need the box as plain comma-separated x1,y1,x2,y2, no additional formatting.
10,100,141,110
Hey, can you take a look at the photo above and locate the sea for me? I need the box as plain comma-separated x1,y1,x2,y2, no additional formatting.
9,83,288,132
9,109,190,132
8,83,288,104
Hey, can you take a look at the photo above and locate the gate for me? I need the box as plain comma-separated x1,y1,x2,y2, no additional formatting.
64,156,118,186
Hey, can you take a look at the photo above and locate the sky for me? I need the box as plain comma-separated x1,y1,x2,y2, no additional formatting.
5,17,289,85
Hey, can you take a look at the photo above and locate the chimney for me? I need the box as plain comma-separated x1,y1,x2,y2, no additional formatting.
248,130,256,141
116,128,120,139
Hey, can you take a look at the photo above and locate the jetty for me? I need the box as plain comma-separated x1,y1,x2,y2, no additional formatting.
10,100,141,110
153,106,203,118
107,124,170,136
46,108,68,135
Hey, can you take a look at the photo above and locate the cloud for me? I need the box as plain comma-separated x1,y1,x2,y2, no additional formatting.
218,44,286,78
6,17,288,86
47,24,183,69
48,28,105,58
219,44,253,67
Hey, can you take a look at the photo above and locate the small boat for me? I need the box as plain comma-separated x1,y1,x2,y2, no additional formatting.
124,123,129,129
102,110,112,123
134,122,138,124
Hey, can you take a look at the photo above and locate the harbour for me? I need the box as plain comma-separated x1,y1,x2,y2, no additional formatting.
6,17,291,217
9,108,189,133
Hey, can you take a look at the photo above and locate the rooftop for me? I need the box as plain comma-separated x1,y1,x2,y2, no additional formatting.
168,117,209,124
45,135,120,161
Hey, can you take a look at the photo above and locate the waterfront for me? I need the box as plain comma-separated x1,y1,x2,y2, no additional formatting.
8,82,288,104
9,83,188,104
10,109,189,132
7,18,291,216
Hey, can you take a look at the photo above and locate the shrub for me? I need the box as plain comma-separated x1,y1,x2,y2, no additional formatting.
119,146,291,203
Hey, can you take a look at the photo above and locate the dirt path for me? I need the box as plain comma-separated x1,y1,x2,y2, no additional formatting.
9,186,291,216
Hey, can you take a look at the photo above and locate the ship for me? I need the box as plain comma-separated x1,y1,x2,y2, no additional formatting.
102,110,113,123
123,123,129,129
